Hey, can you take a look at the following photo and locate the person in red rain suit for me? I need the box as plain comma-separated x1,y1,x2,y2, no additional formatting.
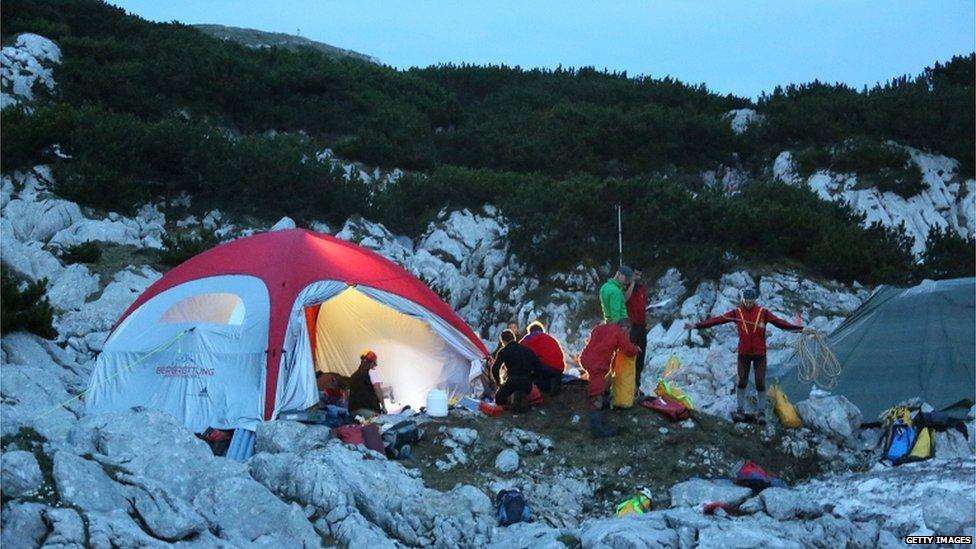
520,321,566,396
686,287,810,424
579,319,640,437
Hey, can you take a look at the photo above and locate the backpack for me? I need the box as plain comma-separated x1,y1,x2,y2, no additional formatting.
882,420,916,462
895,426,934,465
382,420,423,459
734,460,786,491
495,489,531,526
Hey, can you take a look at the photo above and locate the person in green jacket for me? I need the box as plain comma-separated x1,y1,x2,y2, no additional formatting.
600,266,634,322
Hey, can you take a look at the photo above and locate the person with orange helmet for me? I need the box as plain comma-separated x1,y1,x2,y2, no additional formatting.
348,350,386,415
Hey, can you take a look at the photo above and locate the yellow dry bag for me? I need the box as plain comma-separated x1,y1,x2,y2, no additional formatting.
768,384,802,428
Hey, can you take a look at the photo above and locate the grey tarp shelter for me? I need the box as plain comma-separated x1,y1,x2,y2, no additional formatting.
776,277,975,421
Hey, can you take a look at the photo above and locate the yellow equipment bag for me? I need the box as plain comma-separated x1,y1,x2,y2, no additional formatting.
655,380,695,410
768,384,802,428
904,426,934,463
611,352,637,409
880,406,913,427
615,495,652,517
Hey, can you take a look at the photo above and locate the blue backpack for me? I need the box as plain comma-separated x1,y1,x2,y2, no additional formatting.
883,420,916,462
495,489,531,526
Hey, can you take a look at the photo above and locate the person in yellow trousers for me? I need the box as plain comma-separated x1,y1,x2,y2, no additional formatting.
600,265,640,407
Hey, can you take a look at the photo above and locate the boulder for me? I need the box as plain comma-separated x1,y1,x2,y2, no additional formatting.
495,449,520,472
1,333,88,442
1,34,61,108
812,515,880,549
255,419,331,454
120,473,208,541
760,487,823,520
922,490,975,535
52,451,128,513
696,520,805,548
1,450,44,497
192,476,319,546
445,427,479,446
486,521,566,549
67,409,248,501
669,478,753,508
579,514,680,548
501,428,554,454
934,429,974,459
0,222,64,282
42,507,87,548
55,266,161,342
1,502,48,549
50,218,143,249
248,443,495,547
739,496,764,515
3,198,83,242
270,216,297,231
795,395,862,441
725,108,764,134
86,509,169,548
46,263,100,311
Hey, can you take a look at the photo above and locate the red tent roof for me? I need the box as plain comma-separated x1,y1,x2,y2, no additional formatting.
114,229,488,419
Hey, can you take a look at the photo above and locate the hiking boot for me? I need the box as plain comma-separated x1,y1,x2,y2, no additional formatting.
511,392,530,414
587,410,617,438
731,409,748,423
548,380,561,397
756,415,767,426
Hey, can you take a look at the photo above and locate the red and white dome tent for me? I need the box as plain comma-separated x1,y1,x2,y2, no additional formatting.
85,229,489,433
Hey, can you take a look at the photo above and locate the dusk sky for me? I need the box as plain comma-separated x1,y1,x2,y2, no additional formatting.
111,1,975,98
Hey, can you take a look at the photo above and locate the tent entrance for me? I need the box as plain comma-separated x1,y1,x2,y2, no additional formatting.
302,287,468,409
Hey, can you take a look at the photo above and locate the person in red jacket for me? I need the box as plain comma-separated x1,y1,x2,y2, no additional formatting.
579,319,640,437
685,288,808,424
625,270,649,395
520,321,566,396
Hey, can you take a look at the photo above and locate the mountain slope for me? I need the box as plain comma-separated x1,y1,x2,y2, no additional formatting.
193,23,380,64
1,0,973,286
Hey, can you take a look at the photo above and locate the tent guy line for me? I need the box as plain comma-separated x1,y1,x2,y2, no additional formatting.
29,328,193,423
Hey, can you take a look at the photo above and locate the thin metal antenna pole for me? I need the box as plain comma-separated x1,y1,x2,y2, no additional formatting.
616,203,623,267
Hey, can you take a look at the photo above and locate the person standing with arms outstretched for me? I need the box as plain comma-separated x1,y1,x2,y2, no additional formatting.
685,288,810,424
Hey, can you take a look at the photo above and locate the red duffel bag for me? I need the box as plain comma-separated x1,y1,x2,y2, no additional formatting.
641,395,690,421
331,424,365,445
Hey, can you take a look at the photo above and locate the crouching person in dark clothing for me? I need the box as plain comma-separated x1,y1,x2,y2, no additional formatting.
492,329,540,413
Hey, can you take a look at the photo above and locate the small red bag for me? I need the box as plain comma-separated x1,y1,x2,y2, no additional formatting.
331,424,365,445
641,395,690,421
479,401,505,417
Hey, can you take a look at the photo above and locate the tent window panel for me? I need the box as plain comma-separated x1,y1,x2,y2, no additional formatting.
161,293,246,325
